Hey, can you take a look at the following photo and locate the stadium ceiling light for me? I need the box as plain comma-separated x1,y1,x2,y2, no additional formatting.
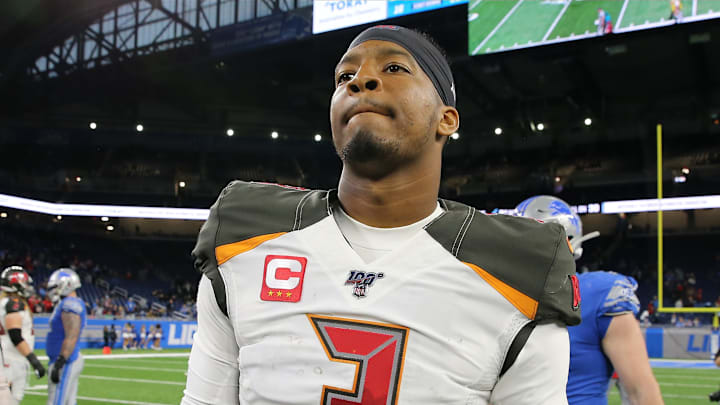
494,127,503,136
314,134,322,142
537,123,545,131
0,212,7,218
101,216,109,222
136,124,144,132
226,128,234,137
450,132,460,140
75,176,82,182
106,225,115,231
584,118,592,126
56,215,62,220
179,181,186,188
89,122,97,130
681,167,690,175
271,131,279,139
555,176,561,183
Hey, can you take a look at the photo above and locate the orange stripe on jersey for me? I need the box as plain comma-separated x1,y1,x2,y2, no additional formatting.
566,238,574,254
463,262,538,320
215,232,286,265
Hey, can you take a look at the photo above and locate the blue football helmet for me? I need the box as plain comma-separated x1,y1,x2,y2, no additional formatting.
515,195,599,260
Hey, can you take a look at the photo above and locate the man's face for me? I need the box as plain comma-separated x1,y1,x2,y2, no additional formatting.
330,40,442,175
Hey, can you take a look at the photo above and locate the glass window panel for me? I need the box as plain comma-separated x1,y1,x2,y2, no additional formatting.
219,0,234,26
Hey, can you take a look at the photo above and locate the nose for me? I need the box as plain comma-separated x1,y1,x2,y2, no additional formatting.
347,68,381,94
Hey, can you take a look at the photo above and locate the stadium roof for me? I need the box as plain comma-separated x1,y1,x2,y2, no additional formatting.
0,2,718,149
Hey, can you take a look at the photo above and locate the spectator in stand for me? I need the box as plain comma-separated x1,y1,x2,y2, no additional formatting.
28,294,40,313
42,295,53,313
127,299,136,315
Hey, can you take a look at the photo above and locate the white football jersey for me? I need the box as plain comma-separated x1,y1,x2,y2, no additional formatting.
0,296,34,363
182,182,580,405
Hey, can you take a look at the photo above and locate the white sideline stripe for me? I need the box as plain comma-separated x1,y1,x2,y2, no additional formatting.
489,31,596,54
86,358,189,365
470,0,483,9
24,391,175,405
615,0,630,29
658,382,716,388
656,375,720,381
38,352,189,361
610,391,708,400
680,11,720,23
614,19,675,33
693,0,697,16
542,0,572,41
83,364,187,373
472,0,524,55
82,374,186,386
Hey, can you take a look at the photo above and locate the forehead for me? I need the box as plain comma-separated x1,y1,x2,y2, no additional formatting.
336,40,416,68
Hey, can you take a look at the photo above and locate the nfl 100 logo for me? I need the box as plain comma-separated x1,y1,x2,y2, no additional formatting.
345,271,384,298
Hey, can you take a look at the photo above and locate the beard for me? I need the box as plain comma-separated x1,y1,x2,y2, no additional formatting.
340,128,399,163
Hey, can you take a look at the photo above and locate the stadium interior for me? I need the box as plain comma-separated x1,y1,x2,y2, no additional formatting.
1,0,720,403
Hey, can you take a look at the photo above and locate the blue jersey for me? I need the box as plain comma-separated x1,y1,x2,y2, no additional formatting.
47,295,87,363
566,271,640,405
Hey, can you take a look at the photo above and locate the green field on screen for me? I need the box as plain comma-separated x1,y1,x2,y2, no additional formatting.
469,0,720,55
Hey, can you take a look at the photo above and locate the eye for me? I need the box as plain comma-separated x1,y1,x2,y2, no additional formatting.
337,72,355,85
385,64,409,73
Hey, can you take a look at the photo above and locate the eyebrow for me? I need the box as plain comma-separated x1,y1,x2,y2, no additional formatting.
335,46,415,73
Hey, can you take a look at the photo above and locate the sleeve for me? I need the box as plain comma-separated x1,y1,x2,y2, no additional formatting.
192,186,228,317
490,322,570,405
5,298,25,314
61,298,84,314
599,274,640,317
181,276,240,405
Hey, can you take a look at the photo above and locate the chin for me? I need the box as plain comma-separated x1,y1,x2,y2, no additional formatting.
339,128,402,174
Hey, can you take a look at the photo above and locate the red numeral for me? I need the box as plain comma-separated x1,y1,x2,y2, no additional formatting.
308,315,409,405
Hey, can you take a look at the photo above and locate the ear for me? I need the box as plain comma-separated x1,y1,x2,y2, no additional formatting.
436,106,460,138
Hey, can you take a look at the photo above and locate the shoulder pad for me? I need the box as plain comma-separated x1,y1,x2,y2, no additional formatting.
426,199,580,326
5,297,25,314
61,297,85,314
595,272,640,316
192,181,331,316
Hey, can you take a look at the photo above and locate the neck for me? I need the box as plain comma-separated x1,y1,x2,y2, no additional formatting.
337,154,441,228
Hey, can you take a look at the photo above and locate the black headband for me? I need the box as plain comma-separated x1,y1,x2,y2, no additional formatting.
348,25,456,107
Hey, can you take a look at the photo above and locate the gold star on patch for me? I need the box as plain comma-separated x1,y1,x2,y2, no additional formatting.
285,292,292,298
267,290,274,296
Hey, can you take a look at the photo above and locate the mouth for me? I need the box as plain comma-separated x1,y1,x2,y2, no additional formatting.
343,103,391,124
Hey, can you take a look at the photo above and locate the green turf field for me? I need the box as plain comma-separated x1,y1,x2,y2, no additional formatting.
609,366,720,404
469,0,720,55
17,349,720,404
22,349,190,405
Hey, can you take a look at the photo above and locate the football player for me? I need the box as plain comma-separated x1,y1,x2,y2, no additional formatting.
516,196,664,405
46,268,87,405
0,265,45,404
182,25,580,405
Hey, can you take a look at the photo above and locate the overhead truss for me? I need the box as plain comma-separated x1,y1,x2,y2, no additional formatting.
29,0,312,78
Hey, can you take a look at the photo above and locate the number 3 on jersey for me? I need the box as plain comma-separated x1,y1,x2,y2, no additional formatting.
308,315,409,405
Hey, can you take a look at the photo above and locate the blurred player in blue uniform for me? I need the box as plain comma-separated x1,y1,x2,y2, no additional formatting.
516,196,663,405
46,268,86,405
